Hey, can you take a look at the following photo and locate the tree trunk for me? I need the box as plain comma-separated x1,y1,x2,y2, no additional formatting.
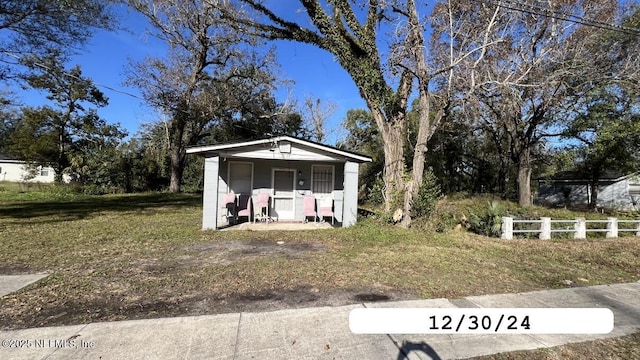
517,150,532,206
401,0,435,228
169,120,186,193
380,120,405,213
589,179,599,210
401,99,444,228
367,104,405,212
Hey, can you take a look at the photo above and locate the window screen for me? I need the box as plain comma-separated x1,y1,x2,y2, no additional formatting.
312,165,333,195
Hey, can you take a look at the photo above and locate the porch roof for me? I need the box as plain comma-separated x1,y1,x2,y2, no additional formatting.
186,136,372,163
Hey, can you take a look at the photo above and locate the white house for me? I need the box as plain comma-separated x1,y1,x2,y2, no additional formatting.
186,136,372,230
0,154,57,183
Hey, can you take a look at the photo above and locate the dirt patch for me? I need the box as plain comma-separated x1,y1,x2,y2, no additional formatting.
180,239,326,266
0,285,416,330
0,264,37,275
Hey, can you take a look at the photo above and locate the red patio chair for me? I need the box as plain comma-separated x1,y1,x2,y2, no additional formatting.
302,195,317,223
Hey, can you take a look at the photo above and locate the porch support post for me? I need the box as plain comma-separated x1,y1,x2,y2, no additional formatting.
343,161,359,227
202,156,220,230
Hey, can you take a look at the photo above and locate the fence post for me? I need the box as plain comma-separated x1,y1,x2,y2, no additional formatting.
540,217,551,240
501,217,513,240
574,217,586,239
606,217,618,238
636,220,640,237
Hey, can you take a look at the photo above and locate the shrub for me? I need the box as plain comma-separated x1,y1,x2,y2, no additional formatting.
412,168,441,218
366,175,385,205
468,200,504,237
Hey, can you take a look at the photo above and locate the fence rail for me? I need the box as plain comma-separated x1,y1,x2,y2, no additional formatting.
501,217,640,240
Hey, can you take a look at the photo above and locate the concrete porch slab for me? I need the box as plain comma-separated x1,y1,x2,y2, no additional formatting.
221,221,334,231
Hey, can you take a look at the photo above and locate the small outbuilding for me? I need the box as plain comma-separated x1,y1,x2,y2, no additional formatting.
536,171,640,210
186,136,372,230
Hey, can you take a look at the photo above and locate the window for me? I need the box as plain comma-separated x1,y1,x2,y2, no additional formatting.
228,162,253,194
311,165,334,195
39,167,49,177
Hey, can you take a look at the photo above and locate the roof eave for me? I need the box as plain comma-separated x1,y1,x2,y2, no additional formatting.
186,136,372,163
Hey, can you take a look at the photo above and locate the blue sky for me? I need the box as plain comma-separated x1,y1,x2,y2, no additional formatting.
13,5,367,146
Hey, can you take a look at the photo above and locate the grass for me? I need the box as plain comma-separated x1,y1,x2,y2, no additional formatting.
1,188,639,344
470,332,640,360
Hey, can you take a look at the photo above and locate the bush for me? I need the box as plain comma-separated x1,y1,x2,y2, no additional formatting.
366,175,385,205
468,200,504,237
412,168,441,218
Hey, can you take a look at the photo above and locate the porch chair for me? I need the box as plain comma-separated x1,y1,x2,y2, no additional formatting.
302,195,317,223
254,193,272,223
221,193,237,222
318,195,334,225
236,194,252,223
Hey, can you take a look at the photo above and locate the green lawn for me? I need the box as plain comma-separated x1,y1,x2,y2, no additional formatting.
1,189,639,336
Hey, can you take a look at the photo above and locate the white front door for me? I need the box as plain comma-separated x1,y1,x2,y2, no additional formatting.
272,169,296,220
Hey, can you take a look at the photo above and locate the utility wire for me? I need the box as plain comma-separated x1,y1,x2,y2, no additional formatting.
0,50,276,137
1,50,147,102
485,0,640,36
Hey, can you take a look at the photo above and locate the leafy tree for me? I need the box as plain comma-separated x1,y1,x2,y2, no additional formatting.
8,55,126,183
0,92,20,153
564,88,640,208
0,0,114,80
338,109,383,202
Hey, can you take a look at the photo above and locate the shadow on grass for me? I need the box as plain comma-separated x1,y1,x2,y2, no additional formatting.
0,192,202,224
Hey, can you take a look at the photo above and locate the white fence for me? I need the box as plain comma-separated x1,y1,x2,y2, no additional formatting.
501,216,640,240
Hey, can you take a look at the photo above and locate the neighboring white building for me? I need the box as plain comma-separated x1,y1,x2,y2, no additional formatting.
0,154,57,183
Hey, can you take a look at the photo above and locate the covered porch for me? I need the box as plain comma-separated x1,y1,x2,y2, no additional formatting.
186,136,372,230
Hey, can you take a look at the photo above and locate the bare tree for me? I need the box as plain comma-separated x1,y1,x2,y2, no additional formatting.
303,96,336,143
214,0,499,226
450,0,640,206
124,0,278,192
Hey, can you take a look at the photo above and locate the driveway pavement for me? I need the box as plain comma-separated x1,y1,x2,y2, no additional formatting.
1,281,639,359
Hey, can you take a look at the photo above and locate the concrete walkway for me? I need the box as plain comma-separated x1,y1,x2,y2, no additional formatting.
0,274,49,298
1,282,638,360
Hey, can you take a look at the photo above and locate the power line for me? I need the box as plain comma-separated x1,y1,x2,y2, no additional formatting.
485,0,640,36
0,50,146,102
0,50,280,137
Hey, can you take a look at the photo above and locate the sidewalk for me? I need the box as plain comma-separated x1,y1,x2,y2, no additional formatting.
1,282,639,360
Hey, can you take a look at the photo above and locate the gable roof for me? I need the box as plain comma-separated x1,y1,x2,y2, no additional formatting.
186,136,372,163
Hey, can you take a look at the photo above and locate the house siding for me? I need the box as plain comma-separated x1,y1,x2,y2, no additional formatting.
217,158,345,224
537,176,640,210
190,136,371,230
0,160,56,183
